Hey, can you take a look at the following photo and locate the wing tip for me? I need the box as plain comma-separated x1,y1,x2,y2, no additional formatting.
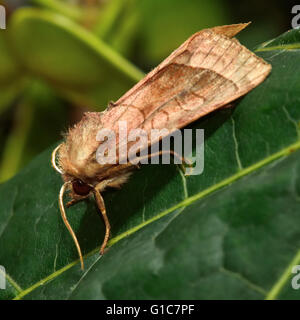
210,22,252,38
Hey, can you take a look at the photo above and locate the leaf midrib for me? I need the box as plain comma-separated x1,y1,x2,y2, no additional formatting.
10,138,300,300
256,43,300,51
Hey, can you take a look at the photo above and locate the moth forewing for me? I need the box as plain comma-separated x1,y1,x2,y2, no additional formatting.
52,23,271,270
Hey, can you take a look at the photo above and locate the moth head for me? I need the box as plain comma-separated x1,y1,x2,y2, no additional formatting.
52,144,94,193
71,178,93,196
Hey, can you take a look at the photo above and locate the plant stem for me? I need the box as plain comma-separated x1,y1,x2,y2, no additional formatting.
31,0,82,21
0,98,34,182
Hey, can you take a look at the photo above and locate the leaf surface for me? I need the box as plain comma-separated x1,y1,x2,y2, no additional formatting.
8,8,144,108
1,29,300,300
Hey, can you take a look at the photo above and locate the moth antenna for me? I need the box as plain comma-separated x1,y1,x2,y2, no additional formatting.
59,182,84,270
51,144,64,174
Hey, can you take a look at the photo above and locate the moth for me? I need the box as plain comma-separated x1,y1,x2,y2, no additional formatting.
52,23,271,269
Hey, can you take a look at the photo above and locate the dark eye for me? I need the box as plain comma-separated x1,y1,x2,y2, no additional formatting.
72,179,92,196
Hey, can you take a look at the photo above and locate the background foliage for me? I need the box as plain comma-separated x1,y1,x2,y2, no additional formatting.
0,0,300,300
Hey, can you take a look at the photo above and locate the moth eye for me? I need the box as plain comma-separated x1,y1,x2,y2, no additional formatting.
72,179,92,196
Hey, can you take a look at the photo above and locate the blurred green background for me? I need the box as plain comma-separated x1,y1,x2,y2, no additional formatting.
0,0,297,183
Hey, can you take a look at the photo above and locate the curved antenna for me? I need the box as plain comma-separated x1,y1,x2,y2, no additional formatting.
59,182,84,270
51,144,64,174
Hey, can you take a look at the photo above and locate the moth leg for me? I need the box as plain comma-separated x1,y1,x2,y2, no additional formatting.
93,186,111,255
66,195,89,208
97,162,136,181
134,150,193,174
165,150,193,175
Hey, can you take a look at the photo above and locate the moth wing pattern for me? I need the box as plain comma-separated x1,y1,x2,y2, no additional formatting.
59,23,271,176
99,23,271,153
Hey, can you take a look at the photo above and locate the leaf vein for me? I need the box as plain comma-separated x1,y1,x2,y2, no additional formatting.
219,267,267,296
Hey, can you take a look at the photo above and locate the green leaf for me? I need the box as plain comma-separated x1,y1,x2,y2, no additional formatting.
0,32,24,113
257,28,300,51
31,0,83,21
0,80,24,115
0,32,22,85
0,80,68,183
1,29,300,300
135,0,228,65
8,8,144,108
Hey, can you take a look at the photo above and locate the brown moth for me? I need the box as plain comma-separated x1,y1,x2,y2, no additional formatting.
52,23,271,270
